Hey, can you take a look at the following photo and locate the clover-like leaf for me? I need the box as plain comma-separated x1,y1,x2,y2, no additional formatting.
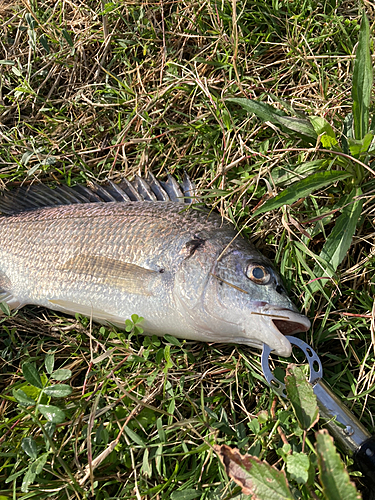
22,362,43,389
38,404,66,423
43,384,72,398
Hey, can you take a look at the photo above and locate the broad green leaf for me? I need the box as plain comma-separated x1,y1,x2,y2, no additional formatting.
21,437,38,460
164,334,182,346
124,425,146,447
38,404,66,423
131,313,143,324
18,383,42,402
13,389,36,406
284,364,319,431
20,453,49,493
39,34,50,53
25,13,36,29
21,467,36,493
142,448,152,477
43,384,72,398
44,352,55,375
43,422,56,449
352,12,372,140
51,368,72,381
30,452,49,475
214,444,293,500
43,421,56,437
5,468,27,483
22,362,43,389
276,116,317,139
125,318,133,332
170,490,203,500
163,344,174,372
311,188,363,291
227,97,285,123
285,453,310,484
309,116,338,148
62,28,73,47
253,170,352,216
348,132,374,157
227,98,316,140
316,430,361,500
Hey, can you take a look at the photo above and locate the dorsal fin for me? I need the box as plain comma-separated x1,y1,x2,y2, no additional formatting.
146,172,169,201
0,174,198,215
159,174,184,201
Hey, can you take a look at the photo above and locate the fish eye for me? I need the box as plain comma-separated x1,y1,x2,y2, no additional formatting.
246,264,271,285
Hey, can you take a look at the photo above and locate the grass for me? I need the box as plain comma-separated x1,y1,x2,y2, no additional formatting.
1,0,375,499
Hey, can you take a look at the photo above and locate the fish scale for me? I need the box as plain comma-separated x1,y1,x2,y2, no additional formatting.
0,178,310,355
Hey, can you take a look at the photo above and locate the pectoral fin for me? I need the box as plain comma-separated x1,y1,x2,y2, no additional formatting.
59,254,157,295
0,273,24,310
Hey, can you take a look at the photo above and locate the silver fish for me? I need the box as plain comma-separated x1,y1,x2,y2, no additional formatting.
0,174,310,356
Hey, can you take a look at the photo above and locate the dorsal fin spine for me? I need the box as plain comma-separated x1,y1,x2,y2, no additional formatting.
0,174,198,215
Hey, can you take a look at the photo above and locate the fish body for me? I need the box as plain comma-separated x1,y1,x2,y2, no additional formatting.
0,177,310,356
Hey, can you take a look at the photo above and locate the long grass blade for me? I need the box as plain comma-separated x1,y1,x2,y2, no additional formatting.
310,188,363,292
253,170,352,216
352,12,372,140
227,98,316,140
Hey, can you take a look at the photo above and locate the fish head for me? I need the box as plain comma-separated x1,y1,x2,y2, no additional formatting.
175,235,310,357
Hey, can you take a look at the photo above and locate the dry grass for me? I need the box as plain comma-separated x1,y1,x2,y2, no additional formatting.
1,1,375,499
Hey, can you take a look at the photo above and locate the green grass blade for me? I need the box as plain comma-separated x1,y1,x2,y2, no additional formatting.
352,11,373,140
253,171,352,216
227,98,316,139
227,97,285,123
124,425,146,447
311,188,363,291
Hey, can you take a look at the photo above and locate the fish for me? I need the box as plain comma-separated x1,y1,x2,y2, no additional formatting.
0,173,310,356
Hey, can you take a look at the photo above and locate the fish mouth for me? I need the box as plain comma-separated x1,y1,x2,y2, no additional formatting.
254,307,311,357
268,307,311,337
272,318,310,335
253,304,311,335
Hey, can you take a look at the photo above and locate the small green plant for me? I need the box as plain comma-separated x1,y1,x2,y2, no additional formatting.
7,352,72,493
228,11,373,304
124,313,144,336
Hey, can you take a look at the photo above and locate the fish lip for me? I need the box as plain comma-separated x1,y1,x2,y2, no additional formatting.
260,305,311,336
